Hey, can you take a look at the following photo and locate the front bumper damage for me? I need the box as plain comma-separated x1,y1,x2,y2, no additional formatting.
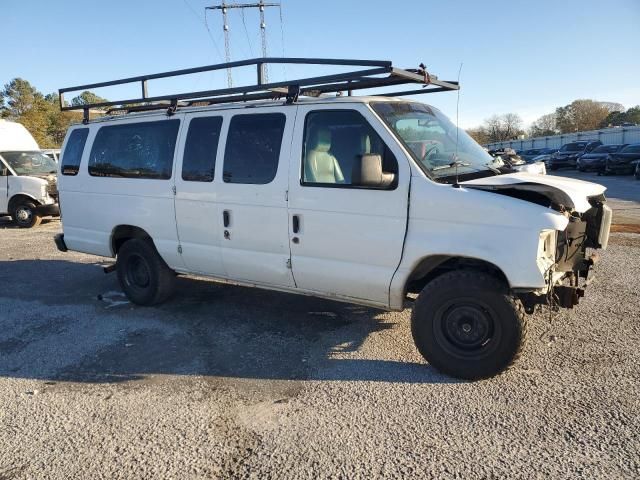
547,195,612,308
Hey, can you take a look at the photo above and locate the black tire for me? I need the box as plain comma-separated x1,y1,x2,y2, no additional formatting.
12,201,42,228
116,238,176,306
411,270,527,380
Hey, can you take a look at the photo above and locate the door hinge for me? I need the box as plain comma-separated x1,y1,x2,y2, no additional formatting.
286,258,292,269
285,190,289,201
172,185,177,195
177,245,182,254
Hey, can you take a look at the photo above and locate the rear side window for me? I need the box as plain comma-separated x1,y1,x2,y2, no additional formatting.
223,113,285,184
182,116,223,182
88,120,180,179
61,128,89,176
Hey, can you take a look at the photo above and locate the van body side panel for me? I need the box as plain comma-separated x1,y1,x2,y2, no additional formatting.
287,103,411,307
58,118,184,268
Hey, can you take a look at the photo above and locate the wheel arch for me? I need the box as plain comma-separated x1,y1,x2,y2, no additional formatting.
8,194,39,213
110,225,154,257
404,255,510,296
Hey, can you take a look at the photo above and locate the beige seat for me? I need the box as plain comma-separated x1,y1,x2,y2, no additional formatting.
304,128,344,183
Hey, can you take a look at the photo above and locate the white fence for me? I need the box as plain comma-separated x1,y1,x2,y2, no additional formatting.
484,125,640,150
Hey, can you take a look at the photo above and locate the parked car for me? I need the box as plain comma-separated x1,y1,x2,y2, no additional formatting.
577,144,627,173
0,120,60,227
520,148,553,163
488,148,546,174
54,59,612,380
605,143,640,175
548,141,602,170
531,148,558,166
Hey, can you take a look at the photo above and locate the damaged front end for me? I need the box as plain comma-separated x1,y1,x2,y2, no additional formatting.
548,193,611,308
462,175,612,311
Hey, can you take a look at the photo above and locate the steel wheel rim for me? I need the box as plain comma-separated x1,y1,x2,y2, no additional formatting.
433,299,502,359
125,254,151,289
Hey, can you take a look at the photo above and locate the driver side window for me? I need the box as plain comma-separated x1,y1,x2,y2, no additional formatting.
301,110,397,189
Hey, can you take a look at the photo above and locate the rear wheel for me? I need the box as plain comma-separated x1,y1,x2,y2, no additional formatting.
411,270,526,380
12,201,42,228
116,238,176,305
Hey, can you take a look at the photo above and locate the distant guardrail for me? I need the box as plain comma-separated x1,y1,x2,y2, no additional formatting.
484,125,640,150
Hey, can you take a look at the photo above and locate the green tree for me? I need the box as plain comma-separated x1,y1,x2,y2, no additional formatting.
44,93,82,146
555,100,612,133
600,105,640,127
0,78,54,147
71,91,109,108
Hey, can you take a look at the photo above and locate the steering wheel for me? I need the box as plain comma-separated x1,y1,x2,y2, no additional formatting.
422,144,440,163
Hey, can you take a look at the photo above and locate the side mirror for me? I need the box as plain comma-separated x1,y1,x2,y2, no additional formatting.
352,154,395,188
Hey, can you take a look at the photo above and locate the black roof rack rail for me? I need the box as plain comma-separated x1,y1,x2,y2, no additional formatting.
58,57,459,118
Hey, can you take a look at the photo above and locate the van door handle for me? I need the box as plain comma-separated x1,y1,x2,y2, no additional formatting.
292,215,300,234
223,210,230,228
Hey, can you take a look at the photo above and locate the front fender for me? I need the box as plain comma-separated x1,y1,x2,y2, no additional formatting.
389,181,568,310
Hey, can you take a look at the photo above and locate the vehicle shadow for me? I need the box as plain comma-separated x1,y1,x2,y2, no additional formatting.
0,215,58,228
0,259,454,385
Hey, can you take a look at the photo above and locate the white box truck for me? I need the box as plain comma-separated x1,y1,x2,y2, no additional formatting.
0,120,60,227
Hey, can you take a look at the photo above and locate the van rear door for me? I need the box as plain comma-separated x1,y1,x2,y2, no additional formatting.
286,103,410,308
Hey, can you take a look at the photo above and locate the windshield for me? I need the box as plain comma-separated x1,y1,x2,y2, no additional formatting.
1,151,58,176
371,102,498,179
559,143,587,152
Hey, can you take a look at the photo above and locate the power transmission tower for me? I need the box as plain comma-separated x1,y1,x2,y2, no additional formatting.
206,1,281,87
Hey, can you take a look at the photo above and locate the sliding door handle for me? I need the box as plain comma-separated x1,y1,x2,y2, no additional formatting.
223,210,230,228
292,215,300,234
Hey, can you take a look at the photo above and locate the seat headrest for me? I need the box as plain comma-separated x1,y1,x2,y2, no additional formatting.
311,128,331,152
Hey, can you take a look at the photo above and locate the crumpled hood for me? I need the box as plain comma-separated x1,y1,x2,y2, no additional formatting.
460,172,606,213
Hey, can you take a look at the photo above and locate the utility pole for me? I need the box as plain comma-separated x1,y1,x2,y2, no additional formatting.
206,1,281,87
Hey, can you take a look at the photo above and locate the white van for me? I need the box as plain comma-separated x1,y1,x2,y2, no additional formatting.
54,59,612,379
0,120,60,227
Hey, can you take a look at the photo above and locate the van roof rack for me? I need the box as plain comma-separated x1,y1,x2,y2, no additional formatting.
58,57,459,121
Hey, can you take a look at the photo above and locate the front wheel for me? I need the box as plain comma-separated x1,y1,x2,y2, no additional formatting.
116,238,176,306
411,270,527,380
12,201,42,228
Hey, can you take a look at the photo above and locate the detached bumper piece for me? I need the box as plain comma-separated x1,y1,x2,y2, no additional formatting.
54,233,68,252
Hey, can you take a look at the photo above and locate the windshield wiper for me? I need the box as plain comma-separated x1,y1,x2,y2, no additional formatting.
432,160,471,171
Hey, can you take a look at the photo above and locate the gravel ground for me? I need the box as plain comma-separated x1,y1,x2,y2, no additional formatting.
0,173,639,479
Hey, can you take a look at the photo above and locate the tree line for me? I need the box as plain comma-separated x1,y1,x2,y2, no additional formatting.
0,78,108,148
467,99,640,145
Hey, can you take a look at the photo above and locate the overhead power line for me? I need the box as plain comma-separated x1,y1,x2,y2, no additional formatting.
182,0,225,62
206,1,281,87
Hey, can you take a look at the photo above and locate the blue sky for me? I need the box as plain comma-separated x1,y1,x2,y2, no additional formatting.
3,0,639,128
